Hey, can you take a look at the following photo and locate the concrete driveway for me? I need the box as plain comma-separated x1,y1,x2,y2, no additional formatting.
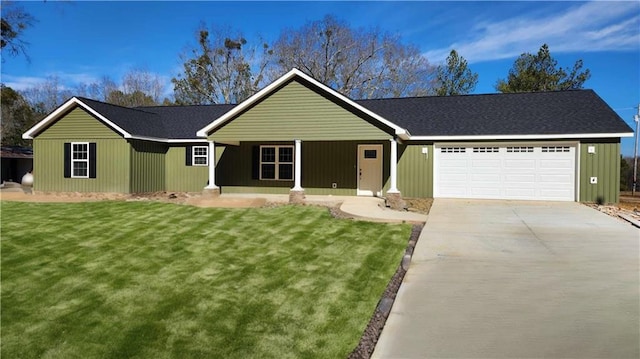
373,199,639,359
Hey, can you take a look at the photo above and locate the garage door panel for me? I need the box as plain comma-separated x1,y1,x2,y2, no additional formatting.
504,188,536,197
539,174,573,183
440,159,468,167
504,159,536,169
505,174,536,183
471,173,501,182
471,187,501,196
435,144,575,201
539,159,573,169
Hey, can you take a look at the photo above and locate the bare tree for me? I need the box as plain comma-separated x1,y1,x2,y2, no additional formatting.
1,0,35,61
121,68,165,104
74,76,118,101
172,25,272,105
20,75,73,114
272,15,436,99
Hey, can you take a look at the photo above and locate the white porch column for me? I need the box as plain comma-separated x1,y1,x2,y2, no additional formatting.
388,138,399,193
205,140,218,189
292,139,303,191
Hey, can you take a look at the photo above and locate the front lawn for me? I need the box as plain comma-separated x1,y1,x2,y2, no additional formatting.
1,201,410,358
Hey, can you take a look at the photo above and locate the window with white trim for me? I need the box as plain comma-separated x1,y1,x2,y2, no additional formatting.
260,145,293,180
71,142,89,178
192,146,208,166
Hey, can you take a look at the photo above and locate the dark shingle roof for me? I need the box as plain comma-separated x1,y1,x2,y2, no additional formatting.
76,89,631,140
76,97,234,140
135,104,235,139
357,90,632,136
77,97,167,138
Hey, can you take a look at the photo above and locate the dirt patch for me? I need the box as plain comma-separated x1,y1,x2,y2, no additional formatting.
348,224,423,359
0,191,272,209
404,197,433,215
619,193,640,212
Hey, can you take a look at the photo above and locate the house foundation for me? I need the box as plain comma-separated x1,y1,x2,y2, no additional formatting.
386,192,406,211
289,190,305,204
202,187,221,198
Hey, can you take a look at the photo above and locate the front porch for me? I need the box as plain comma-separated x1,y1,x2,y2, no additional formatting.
202,139,407,209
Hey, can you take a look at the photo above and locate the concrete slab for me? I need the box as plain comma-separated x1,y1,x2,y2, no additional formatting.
373,199,640,359
339,197,427,224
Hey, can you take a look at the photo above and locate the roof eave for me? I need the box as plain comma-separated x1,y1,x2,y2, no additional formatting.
409,132,635,141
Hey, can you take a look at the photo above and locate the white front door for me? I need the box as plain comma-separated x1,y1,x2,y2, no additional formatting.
357,144,383,196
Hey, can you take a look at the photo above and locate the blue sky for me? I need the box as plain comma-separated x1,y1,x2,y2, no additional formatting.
2,1,639,155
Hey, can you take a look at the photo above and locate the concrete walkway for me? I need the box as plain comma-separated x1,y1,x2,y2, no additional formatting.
212,193,427,223
373,199,640,359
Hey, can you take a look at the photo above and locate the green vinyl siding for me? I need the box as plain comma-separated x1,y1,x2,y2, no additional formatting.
36,107,121,139
210,80,392,142
165,145,210,192
579,141,620,204
217,141,388,195
130,140,167,193
33,139,130,193
385,144,433,198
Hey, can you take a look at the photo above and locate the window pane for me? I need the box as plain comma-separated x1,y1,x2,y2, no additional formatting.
194,157,207,165
73,162,88,177
262,147,275,162
364,150,377,159
261,164,275,179
279,147,293,162
279,164,293,180
194,147,207,156
72,143,88,160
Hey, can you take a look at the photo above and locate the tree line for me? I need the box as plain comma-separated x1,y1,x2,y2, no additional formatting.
2,7,591,147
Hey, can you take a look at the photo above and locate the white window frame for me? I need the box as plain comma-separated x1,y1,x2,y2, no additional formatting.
259,145,294,181
71,142,89,178
192,146,208,166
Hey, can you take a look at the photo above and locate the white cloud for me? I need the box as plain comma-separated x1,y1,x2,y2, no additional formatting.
1,75,48,90
1,71,101,91
425,1,640,64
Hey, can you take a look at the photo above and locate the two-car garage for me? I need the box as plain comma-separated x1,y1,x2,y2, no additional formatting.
434,143,577,201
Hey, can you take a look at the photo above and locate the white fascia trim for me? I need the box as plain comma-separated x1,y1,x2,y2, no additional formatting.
410,133,634,141
127,135,207,143
196,68,409,140
22,97,132,139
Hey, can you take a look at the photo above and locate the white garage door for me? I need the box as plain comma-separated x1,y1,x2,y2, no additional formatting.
434,144,576,201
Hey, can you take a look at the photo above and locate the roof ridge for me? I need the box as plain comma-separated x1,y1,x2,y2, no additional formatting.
136,103,237,109
356,89,593,102
75,96,160,116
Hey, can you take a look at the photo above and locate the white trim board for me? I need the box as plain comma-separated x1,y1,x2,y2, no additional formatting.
410,133,633,141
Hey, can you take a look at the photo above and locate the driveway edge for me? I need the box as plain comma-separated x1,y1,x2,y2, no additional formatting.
348,224,424,359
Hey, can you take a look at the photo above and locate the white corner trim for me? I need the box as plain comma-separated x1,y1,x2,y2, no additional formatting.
196,68,409,140
410,133,634,141
22,97,132,140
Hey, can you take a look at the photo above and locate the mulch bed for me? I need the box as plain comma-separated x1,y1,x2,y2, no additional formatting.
348,223,424,359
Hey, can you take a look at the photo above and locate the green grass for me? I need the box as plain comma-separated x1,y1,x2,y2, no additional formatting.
1,201,410,359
